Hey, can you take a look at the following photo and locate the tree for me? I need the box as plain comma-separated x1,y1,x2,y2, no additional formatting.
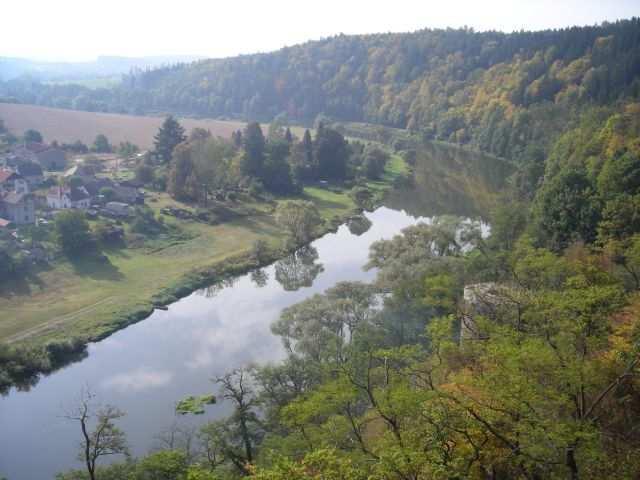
349,186,374,210
251,449,368,480
314,126,348,180
98,187,115,202
168,142,195,200
251,239,270,264
275,200,322,245
131,206,163,235
70,140,89,154
605,234,640,289
189,127,211,142
362,145,389,180
24,129,43,143
240,122,266,178
263,138,297,194
0,247,16,283
274,246,324,291
198,369,264,475
598,194,640,241
135,164,155,185
291,129,315,183
597,151,640,199
231,129,243,148
290,134,315,183
135,450,188,480
65,389,128,480
116,141,139,157
272,281,377,361
346,214,372,236
154,116,186,163
302,129,313,166
534,168,601,249
54,210,94,254
92,134,112,153
94,222,123,246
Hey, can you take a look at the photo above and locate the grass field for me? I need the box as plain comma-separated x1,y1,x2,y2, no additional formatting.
0,103,308,149
0,186,356,346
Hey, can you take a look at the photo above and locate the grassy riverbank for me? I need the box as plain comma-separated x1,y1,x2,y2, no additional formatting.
0,187,357,346
0,154,408,390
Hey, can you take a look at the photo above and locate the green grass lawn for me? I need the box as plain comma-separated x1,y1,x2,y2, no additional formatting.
0,157,401,347
0,188,355,345
302,185,355,219
0,213,282,344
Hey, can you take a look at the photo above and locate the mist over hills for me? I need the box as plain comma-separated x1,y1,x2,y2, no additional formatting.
0,55,205,82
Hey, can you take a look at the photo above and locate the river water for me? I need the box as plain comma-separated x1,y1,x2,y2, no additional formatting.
0,143,510,480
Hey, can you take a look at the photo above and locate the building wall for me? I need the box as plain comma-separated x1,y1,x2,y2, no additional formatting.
47,195,71,209
0,177,27,194
72,198,90,209
14,179,29,194
5,198,35,225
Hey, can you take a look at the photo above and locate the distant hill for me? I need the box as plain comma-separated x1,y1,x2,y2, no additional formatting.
1,19,639,166
0,55,205,83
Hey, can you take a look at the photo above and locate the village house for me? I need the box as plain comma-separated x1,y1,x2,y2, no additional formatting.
16,162,44,188
0,169,29,195
13,143,67,171
46,185,91,210
0,191,36,225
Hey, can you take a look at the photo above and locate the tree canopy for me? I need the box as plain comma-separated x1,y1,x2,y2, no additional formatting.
154,116,186,163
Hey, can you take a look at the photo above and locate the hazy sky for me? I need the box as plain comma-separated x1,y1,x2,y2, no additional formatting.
2,0,638,61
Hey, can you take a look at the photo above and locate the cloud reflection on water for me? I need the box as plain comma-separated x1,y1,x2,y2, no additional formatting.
101,368,174,393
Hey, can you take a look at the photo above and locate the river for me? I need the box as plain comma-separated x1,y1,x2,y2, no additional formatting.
0,142,510,480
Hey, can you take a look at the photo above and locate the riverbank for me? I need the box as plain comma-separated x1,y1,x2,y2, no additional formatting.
0,155,408,391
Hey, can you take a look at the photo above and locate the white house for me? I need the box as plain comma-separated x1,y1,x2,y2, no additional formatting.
46,186,91,210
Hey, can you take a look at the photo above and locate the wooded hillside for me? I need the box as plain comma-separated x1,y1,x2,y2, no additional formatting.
2,19,639,166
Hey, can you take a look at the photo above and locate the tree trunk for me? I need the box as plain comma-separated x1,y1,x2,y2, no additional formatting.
566,446,579,480
80,413,95,480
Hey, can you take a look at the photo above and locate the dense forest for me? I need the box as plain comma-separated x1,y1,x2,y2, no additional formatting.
2,19,640,167
2,18,640,480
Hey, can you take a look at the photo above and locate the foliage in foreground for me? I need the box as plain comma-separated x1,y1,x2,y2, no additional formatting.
58,213,640,479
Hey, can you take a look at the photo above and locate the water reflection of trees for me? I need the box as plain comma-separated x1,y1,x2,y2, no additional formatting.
198,277,238,298
274,246,324,291
0,347,89,396
346,214,372,236
385,141,513,220
250,269,269,288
